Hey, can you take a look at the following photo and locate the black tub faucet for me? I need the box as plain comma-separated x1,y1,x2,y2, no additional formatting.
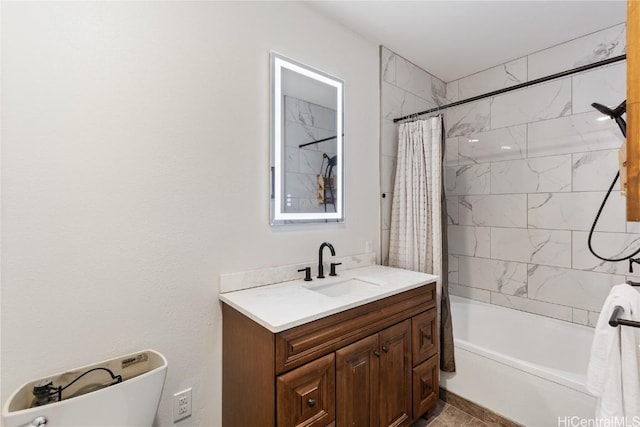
318,242,336,279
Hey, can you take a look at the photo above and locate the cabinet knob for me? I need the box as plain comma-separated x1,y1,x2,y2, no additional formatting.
307,399,316,407
374,350,381,357
382,346,388,352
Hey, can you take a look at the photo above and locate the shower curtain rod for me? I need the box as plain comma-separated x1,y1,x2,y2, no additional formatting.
298,134,344,148
393,54,627,123
299,135,336,148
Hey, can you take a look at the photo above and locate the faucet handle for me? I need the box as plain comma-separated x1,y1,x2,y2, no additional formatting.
329,262,342,276
298,267,312,281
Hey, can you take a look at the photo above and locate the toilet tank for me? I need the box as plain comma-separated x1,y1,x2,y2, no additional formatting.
2,349,168,427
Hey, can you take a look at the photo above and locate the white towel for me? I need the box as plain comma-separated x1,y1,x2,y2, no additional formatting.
586,283,640,421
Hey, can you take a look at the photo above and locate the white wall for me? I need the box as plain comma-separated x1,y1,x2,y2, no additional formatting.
0,2,379,426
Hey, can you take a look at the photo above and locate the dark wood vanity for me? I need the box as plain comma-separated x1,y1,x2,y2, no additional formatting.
222,281,439,426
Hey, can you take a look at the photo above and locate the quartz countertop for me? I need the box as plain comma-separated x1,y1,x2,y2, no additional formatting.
219,265,438,333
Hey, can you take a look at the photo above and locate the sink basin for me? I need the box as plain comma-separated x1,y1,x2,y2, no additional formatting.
305,278,380,297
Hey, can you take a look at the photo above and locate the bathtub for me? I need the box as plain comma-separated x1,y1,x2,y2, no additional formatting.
440,295,597,427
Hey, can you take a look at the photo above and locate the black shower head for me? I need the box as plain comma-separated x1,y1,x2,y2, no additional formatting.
322,153,337,167
591,102,613,116
591,99,627,138
591,100,626,118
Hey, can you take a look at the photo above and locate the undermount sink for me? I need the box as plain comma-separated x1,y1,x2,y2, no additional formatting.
305,278,380,297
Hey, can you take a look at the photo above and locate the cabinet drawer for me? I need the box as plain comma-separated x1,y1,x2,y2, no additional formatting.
277,353,335,427
412,308,437,366
276,283,435,374
412,355,439,419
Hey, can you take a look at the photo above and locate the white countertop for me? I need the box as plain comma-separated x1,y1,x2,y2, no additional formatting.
219,265,438,333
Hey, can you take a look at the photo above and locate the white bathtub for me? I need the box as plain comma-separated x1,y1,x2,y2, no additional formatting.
440,295,597,427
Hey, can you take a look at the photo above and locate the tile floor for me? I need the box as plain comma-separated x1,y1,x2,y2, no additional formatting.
412,400,489,427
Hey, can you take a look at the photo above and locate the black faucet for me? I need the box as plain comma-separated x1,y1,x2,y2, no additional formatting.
317,242,336,279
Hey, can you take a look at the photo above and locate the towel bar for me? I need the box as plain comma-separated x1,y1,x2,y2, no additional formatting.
609,305,640,328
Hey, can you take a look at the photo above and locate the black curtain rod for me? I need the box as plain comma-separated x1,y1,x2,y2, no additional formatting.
393,54,627,123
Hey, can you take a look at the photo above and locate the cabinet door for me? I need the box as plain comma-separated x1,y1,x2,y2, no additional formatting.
378,320,412,427
277,353,335,427
412,309,437,366
336,334,379,427
412,354,439,419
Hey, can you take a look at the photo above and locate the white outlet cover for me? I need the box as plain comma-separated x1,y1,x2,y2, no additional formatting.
173,388,192,422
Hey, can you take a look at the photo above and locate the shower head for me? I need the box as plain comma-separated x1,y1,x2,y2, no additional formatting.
591,99,627,138
322,153,337,167
591,100,626,119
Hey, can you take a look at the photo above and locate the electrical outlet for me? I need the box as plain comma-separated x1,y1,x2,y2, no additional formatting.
173,388,192,422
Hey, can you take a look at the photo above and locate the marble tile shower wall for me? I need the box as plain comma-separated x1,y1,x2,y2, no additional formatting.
444,23,628,327
379,25,629,327
380,46,446,264
285,96,337,213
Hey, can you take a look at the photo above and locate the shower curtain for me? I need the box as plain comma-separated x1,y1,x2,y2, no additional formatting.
388,116,455,372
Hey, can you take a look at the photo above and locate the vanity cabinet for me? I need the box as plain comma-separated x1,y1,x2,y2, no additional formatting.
222,282,438,427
